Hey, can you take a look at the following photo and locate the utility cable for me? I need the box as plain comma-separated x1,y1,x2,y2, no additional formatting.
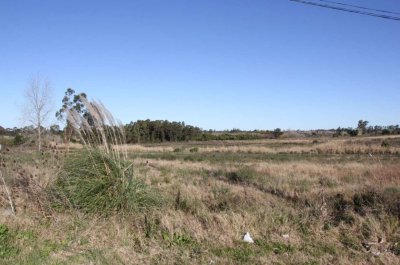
317,0,400,15
290,0,400,21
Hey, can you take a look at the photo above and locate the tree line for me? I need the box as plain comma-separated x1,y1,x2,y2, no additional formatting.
334,120,400,137
2,120,400,146
3,84,400,149
125,120,202,143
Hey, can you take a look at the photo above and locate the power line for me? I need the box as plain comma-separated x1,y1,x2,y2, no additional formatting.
290,0,400,21
317,0,400,15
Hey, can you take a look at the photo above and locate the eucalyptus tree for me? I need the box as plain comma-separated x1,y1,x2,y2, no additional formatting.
55,88,89,143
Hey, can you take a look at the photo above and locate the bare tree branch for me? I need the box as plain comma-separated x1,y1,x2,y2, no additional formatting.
22,75,53,152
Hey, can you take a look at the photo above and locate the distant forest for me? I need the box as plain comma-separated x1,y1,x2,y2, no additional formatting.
1,119,400,145
122,120,263,143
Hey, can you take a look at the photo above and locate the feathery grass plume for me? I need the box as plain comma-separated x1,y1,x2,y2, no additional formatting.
51,98,162,215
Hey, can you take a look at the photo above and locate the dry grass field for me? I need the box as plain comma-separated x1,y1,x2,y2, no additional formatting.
1,136,400,264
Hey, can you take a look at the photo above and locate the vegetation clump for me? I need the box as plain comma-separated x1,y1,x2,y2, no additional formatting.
13,134,26,146
50,98,162,215
53,149,161,214
0,224,18,259
226,166,256,184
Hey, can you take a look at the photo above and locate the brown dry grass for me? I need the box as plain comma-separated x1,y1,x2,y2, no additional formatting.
118,136,400,155
0,135,399,264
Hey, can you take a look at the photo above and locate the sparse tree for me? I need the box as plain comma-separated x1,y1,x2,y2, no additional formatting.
273,128,283,138
22,76,53,152
50,124,61,134
357,120,369,135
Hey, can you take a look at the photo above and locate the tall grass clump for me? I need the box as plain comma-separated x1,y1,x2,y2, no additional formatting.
51,98,162,215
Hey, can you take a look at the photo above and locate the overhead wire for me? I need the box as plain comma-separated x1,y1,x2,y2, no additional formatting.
317,0,400,15
290,0,400,21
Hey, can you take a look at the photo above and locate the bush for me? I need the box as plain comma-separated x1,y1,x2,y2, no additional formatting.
51,149,162,215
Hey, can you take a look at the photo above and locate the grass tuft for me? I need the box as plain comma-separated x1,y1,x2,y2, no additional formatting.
49,99,163,215
51,149,162,214
226,166,256,184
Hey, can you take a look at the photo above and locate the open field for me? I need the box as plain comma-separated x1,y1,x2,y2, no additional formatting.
1,136,400,264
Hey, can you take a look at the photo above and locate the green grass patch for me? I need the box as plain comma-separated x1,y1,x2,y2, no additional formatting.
0,224,19,259
213,245,255,263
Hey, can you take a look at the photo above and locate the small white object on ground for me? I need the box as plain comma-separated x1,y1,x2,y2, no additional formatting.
243,232,254,243
371,250,380,257
282,234,290,239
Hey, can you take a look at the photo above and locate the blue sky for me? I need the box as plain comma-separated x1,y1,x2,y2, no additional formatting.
0,0,399,130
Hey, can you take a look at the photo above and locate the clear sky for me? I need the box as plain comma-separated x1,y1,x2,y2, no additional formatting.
1,0,399,130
